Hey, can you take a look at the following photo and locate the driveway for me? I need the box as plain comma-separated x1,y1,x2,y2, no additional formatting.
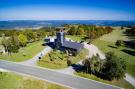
20,46,52,66
0,60,120,89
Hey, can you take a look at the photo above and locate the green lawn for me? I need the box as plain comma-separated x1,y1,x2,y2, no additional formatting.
75,72,135,89
0,41,45,62
66,35,87,42
92,28,135,78
0,72,68,89
37,49,88,69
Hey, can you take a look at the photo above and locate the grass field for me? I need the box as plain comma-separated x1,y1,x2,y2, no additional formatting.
66,35,87,42
75,72,135,89
37,49,88,69
0,72,68,89
99,27,129,42
92,28,135,78
0,41,45,62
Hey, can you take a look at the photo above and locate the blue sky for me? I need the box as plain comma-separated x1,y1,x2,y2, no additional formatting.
0,0,135,20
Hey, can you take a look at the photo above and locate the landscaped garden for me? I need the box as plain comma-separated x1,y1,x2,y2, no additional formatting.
0,41,45,62
37,48,88,69
0,72,69,89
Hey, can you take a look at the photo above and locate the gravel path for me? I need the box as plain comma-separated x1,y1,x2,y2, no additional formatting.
20,46,52,66
83,43,105,59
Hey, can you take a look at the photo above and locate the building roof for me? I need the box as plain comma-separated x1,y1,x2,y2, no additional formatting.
63,41,83,52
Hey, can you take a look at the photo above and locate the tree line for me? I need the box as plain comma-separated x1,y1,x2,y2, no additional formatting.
0,27,56,54
67,25,114,40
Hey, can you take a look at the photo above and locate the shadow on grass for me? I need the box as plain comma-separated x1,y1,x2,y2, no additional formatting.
124,40,135,49
108,45,117,48
121,49,135,56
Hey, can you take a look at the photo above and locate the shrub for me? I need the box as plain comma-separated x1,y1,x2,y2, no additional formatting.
67,57,72,66
83,55,104,74
115,40,124,47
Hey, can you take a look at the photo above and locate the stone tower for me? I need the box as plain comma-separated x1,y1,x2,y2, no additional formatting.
55,27,65,48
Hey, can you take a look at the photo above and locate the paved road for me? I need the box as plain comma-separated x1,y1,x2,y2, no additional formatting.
124,74,135,86
0,60,120,89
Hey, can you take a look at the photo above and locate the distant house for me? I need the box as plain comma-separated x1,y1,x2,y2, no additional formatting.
45,27,84,55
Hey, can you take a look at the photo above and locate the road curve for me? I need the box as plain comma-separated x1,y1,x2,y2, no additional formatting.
0,60,120,89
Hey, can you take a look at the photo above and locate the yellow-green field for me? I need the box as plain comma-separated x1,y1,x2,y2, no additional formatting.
99,27,129,42
0,72,68,89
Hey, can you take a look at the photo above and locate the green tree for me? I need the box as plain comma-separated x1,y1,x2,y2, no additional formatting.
83,55,104,74
102,52,126,80
9,35,19,53
1,34,9,53
24,30,35,42
115,40,124,47
18,34,28,47
1,35,19,54
68,26,76,35
76,27,85,35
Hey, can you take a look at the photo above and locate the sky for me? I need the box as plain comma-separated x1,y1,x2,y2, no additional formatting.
0,0,135,20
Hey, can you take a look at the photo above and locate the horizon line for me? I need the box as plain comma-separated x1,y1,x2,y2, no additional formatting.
0,19,135,21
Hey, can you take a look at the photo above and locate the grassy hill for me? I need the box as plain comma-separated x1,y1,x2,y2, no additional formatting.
92,27,135,78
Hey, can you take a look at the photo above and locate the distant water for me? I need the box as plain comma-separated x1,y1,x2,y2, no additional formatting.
0,20,135,29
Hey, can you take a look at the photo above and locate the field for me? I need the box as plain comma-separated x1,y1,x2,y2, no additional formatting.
37,49,88,69
92,27,135,78
66,35,87,42
0,72,68,89
75,72,135,89
99,27,129,42
0,41,45,62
